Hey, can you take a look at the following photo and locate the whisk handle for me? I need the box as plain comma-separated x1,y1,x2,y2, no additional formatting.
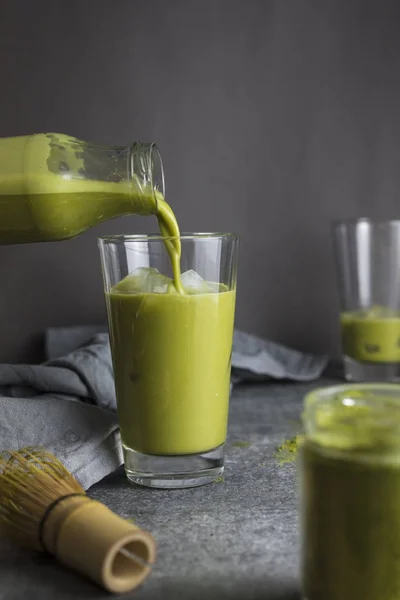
50,500,156,593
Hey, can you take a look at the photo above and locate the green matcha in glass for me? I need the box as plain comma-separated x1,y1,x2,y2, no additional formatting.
99,233,238,489
333,219,400,381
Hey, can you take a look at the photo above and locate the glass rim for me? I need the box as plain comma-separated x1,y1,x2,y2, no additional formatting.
304,383,400,428
303,383,400,453
332,217,400,228
98,232,239,244
304,383,400,405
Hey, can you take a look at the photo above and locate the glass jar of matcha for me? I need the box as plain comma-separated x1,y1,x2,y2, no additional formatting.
300,383,400,600
0,133,164,244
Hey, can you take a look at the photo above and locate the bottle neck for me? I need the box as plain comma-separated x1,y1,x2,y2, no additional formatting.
44,134,165,216
128,142,165,215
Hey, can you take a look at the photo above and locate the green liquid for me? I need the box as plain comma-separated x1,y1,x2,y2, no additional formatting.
302,442,400,600
107,284,236,455
302,399,400,600
341,307,400,363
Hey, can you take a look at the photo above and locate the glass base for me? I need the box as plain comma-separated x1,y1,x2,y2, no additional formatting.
123,443,224,489
344,355,400,382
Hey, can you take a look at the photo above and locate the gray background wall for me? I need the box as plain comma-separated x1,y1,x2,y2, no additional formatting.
0,0,399,363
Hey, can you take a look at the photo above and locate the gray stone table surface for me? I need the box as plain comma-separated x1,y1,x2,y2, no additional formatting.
0,377,339,600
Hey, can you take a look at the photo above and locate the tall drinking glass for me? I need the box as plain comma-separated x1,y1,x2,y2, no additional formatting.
333,219,400,382
98,233,238,488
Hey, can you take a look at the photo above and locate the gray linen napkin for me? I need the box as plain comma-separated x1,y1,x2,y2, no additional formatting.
0,333,122,490
0,327,328,490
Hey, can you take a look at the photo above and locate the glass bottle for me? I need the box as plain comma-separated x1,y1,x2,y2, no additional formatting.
300,383,400,600
0,133,164,244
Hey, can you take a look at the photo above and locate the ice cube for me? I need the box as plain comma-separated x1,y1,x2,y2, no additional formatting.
181,269,210,294
153,284,169,293
129,266,154,289
113,267,172,294
206,281,222,293
358,305,399,319
143,269,172,293
369,305,399,318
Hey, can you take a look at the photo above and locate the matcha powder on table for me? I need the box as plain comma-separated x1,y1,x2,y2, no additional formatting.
275,436,300,465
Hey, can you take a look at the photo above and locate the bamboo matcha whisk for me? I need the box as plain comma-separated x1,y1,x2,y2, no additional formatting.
0,447,156,594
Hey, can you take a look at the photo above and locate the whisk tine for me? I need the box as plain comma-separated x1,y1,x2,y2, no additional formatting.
0,447,84,546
